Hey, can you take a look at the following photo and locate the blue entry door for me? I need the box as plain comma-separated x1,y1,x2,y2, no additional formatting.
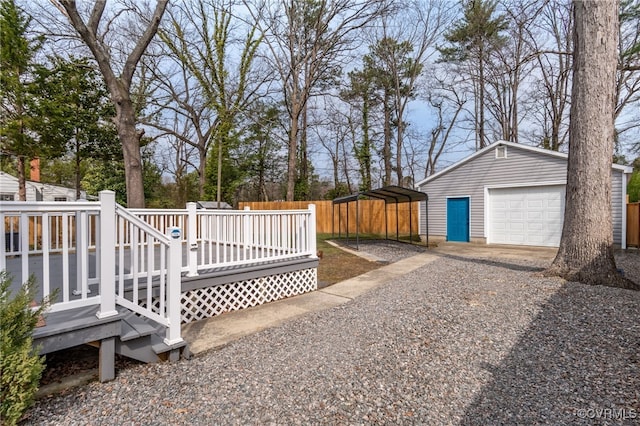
447,197,470,242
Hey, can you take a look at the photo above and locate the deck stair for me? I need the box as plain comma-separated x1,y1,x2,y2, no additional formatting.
116,309,187,364
32,305,187,382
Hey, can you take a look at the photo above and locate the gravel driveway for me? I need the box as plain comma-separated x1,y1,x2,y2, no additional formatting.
26,244,640,425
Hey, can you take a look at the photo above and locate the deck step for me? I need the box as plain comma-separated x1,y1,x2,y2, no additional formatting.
119,313,159,342
115,310,188,364
151,334,188,362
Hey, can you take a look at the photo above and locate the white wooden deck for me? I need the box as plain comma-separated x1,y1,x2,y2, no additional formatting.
1,192,318,345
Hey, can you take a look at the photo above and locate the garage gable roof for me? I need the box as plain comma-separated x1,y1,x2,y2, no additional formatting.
415,140,633,187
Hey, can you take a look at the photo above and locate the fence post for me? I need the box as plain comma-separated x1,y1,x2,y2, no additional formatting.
186,202,198,277
97,191,118,319
308,204,318,258
165,226,183,345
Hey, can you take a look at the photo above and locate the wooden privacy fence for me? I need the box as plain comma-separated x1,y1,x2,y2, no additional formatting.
628,202,640,247
238,200,420,235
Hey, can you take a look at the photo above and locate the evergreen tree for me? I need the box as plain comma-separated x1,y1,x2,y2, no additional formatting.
35,56,119,199
0,0,62,199
438,0,507,149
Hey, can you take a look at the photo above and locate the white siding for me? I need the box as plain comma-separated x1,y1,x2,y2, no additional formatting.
0,172,83,201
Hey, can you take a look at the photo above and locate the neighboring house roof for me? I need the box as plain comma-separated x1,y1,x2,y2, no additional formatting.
0,171,87,200
416,140,633,187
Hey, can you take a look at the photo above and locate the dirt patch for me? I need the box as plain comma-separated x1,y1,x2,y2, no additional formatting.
316,237,383,287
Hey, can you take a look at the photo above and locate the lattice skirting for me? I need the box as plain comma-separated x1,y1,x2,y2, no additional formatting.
179,268,317,324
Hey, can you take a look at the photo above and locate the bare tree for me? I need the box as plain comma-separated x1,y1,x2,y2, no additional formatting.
377,0,452,185
52,0,169,207
527,0,573,151
313,99,356,194
615,0,640,149
423,71,467,177
546,0,638,290
244,0,388,201
141,49,214,199
155,0,261,205
484,0,544,143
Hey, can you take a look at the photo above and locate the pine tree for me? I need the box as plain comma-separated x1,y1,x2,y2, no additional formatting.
0,0,48,199
438,0,507,149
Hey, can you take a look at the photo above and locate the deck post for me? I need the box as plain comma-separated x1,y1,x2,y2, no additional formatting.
308,204,318,258
0,212,5,271
186,202,198,277
243,206,251,259
97,191,118,319
165,226,184,345
74,209,88,297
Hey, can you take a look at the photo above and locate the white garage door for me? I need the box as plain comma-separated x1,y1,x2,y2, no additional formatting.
489,185,565,247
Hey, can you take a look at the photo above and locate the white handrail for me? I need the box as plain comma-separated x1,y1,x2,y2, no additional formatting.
111,196,182,343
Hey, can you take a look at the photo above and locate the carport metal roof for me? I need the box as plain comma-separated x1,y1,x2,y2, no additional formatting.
332,185,428,249
332,185,428,204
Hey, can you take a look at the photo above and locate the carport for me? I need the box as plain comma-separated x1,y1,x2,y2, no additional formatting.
332,185,428,250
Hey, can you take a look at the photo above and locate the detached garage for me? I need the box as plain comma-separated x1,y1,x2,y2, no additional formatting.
416,141,632,248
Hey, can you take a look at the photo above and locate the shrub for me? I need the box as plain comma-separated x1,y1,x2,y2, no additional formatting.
0,271,51,425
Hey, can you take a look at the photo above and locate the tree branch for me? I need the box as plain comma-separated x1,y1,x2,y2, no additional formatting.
122,0,169,87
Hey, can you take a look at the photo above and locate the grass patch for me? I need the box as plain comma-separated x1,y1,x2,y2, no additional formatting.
316,234,382,286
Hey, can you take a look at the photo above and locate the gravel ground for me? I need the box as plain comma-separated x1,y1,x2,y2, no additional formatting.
343,239,428,263
25,245,639,425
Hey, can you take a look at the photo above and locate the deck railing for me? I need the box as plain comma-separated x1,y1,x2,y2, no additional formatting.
129,203,317,277
1,193,317,341
0,191,183,345
0,200,101,312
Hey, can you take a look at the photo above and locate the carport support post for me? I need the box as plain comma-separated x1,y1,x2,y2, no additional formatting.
186,202,198,277
97,191,118,319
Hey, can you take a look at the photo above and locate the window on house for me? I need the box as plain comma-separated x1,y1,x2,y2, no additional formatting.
0,193,15,201
495,145,507,159
54,197,67,202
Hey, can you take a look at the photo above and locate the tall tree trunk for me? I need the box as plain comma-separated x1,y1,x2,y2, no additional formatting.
114,97,145,208
198,145,207,199
358,95,372,191
75,138,81,200
17,156,26,201
56,0,168,209
546,0,637,290
383,91,392,186
478,46,486,149
300,105,308,200
396,117,403,186
286,104,299,201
